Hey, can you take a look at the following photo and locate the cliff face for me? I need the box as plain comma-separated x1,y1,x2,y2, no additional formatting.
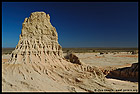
107,63,138,82
9,12,63,64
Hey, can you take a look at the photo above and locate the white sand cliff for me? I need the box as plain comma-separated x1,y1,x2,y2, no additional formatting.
2,12,115,92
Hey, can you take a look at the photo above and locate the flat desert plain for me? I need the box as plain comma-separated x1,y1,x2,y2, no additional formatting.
73,52,138,68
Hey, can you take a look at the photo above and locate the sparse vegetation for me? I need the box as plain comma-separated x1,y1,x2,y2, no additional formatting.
2,48,15,54
131,51,137,54
62,48,138,53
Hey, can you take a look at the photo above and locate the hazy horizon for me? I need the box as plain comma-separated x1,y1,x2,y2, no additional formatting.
2,2,138,48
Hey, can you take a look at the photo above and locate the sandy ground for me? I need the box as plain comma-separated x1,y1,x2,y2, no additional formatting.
102,78,138,92
2,54,11,62
64,52,139,92
2,53,139,92
73,53,138,68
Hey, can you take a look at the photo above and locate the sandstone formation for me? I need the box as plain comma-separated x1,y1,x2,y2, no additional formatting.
65,53,82,65
2,12,114,92
99,67,117,76
9,12,63,64
107,63,138,82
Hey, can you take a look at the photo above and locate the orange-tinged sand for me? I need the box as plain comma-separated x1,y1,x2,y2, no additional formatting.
113,55,138,57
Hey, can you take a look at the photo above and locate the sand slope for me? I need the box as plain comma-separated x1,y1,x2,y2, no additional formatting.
2,56,113,92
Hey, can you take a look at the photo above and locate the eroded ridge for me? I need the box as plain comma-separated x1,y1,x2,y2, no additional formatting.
9,12,63,64
2,12,114,92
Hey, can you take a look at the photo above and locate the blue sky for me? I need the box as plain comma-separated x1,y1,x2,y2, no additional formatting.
2,2,138,48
